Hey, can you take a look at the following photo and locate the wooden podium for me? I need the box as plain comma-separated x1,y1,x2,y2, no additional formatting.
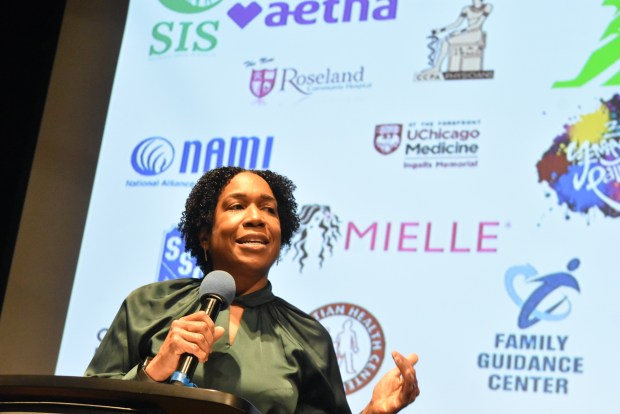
0,375,261,414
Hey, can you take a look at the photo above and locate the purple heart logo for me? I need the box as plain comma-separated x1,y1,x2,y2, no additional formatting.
228,2,262,29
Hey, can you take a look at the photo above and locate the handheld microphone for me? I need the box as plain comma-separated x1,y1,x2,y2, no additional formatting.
170,270,236,387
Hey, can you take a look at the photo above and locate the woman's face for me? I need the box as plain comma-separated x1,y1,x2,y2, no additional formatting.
204,172,282,283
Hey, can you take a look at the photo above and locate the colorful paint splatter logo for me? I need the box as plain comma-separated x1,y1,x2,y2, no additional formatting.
537,94,620,219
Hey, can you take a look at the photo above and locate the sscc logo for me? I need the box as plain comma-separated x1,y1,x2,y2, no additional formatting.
158,227,203,281
130,135,274,177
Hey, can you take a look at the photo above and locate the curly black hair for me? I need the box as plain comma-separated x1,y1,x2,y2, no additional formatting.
178,167,300,274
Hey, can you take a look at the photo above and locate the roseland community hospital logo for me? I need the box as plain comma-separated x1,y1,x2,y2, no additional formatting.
536,94,620,221
311,303,386,394
505,258,581,329
244,57,372,99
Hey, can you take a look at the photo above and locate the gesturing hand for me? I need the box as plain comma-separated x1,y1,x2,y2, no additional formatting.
363,351,420,414
145,311,225,382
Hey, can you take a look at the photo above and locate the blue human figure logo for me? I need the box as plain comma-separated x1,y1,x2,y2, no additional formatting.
505,259,581,329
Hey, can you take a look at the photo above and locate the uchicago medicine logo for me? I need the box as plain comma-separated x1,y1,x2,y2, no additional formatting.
373,119,482,170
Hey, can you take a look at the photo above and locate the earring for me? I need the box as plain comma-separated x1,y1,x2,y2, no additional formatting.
203,248,208,263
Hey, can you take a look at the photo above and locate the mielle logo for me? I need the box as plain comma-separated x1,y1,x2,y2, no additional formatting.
150,0,398,56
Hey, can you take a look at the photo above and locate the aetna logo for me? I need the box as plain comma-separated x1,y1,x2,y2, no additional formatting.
228,0,397,29
130,135,274,177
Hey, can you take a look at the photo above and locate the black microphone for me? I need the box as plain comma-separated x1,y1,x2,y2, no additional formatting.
170,270,236,387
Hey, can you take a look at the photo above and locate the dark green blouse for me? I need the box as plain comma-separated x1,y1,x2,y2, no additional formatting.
85,278,352,414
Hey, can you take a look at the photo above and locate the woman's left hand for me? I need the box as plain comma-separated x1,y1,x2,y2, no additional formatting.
362,351,420,414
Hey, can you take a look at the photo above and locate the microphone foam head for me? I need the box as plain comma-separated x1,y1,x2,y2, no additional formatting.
199,270,236,310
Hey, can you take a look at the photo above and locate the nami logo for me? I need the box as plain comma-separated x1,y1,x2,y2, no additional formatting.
131,137,175,176
415,0,494,81
285,204,342,272
505,258,581,329
311,303,386,394
536,94,620,221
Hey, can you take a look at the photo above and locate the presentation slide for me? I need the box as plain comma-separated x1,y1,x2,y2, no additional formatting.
56,1,620,412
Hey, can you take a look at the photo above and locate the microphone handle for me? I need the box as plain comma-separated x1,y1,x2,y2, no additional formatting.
170,295,223,386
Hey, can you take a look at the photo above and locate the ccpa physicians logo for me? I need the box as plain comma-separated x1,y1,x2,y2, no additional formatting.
553,1,620,88
374,124,402,155
131,137,175,176
158,227,204,281
311,303,385,394
244,57,371,101
505,258,581,329
415,0,494,81
536,94,620,221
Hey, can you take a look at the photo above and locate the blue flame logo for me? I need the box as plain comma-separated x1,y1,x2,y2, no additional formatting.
131,137,175,176
505,259,581,329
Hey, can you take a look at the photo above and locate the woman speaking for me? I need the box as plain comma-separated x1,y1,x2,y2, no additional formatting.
86,166,420,413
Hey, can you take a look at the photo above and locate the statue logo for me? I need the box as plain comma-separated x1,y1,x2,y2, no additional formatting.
415,0,494,81
311,303,386,395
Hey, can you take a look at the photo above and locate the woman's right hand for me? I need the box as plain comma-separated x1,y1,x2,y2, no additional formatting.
145,311,225,382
